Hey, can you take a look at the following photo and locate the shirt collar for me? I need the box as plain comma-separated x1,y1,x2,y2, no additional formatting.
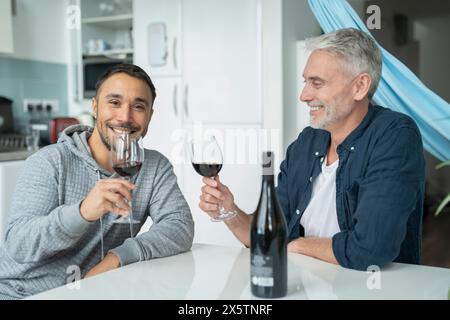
311,129,330,158
339,103,382,151
309,104,383,157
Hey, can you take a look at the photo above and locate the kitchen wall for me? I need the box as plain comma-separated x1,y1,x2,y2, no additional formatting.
0,0,69,133
412,2,450,103
358,0,450,205
410,0,450,205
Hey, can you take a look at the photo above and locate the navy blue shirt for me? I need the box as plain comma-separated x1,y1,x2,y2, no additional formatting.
276,105,425,271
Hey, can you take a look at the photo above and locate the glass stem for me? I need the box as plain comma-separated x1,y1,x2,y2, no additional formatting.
218,203,226,215
126,176,134,238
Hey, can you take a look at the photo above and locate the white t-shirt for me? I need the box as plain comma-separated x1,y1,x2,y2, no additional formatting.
300,157,340,238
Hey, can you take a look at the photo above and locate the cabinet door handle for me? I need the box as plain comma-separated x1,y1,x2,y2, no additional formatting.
173,84,178,117
184,84,189,118
173,37,178,70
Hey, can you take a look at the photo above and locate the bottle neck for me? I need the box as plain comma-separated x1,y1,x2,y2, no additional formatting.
255,173,276,222
260,174,275,196
261,151,275,189
262,173,274,183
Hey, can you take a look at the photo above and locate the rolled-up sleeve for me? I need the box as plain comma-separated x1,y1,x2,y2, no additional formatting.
332,126,425,271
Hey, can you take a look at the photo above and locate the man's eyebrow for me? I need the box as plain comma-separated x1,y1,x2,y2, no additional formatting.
134,97,149,105
104,93,123,99
303,76,326,82
104,94,149,106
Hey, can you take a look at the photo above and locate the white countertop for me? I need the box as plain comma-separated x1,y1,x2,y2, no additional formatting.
30,243,450,300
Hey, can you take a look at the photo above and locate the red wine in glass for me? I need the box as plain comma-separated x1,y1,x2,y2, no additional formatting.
113,161,143,177
189,136,236,221
111,131,144,227
192,163,223,177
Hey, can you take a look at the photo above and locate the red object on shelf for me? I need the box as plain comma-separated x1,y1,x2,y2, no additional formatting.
50,117,80,144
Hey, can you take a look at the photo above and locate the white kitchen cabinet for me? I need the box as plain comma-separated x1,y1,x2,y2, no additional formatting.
142,77,184,180
140,76,185,236
69,0,134,101
133,0,182,77
182,0,260,124
80,0,134,56
0,0,14,54
134,0,261,124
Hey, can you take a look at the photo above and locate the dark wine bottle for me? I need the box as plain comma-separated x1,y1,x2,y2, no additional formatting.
250,151,288,298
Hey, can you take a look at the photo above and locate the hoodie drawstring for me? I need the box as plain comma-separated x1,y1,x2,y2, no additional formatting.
97,170,105,260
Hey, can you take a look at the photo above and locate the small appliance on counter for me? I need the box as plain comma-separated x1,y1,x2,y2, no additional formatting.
0,96,14,134
49,117,80,144
0,96,33,159
0,134,27,152
29,121,50,147
0,96,26,153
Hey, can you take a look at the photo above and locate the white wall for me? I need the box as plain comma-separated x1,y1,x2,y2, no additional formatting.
347,0,365,17
0,0,14,53
361,0,450,198
282,0,321,150
261,0,283,170
413,10,450,198
414,16,450,103
9,0,68,63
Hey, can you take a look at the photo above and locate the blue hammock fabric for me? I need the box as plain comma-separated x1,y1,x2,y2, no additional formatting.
308,0,450,161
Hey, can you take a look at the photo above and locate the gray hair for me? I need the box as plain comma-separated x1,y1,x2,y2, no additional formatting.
305,28,382,99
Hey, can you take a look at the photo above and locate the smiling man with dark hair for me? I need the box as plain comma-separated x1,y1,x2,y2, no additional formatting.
0,64,194,299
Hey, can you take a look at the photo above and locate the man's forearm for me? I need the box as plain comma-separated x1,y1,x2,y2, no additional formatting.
84,252,120,278
288,237,339,265
224,205,253,247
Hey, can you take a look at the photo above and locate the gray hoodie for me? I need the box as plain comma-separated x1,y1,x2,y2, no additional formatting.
0,125,194,299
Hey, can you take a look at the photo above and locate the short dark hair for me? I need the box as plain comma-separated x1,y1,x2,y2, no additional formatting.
95,63,157,103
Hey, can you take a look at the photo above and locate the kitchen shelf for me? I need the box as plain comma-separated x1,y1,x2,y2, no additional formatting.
83,48,133,58
72,0,134,102
82,14,132,29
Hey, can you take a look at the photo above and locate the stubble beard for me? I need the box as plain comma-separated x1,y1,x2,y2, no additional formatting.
310,97,352,131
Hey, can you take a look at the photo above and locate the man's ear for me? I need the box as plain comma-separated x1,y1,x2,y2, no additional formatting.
149,106,154,120
353,73,372,101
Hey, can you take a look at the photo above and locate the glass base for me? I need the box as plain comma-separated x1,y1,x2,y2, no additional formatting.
210,211,237,222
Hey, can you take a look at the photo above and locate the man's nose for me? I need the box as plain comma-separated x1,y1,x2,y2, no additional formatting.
299,85,313,102
116,105,132,122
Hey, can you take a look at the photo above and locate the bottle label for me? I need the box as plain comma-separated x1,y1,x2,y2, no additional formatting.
251,254,274,287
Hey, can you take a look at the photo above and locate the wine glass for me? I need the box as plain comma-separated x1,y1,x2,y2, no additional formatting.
110,131,143,229
189,135,237,222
